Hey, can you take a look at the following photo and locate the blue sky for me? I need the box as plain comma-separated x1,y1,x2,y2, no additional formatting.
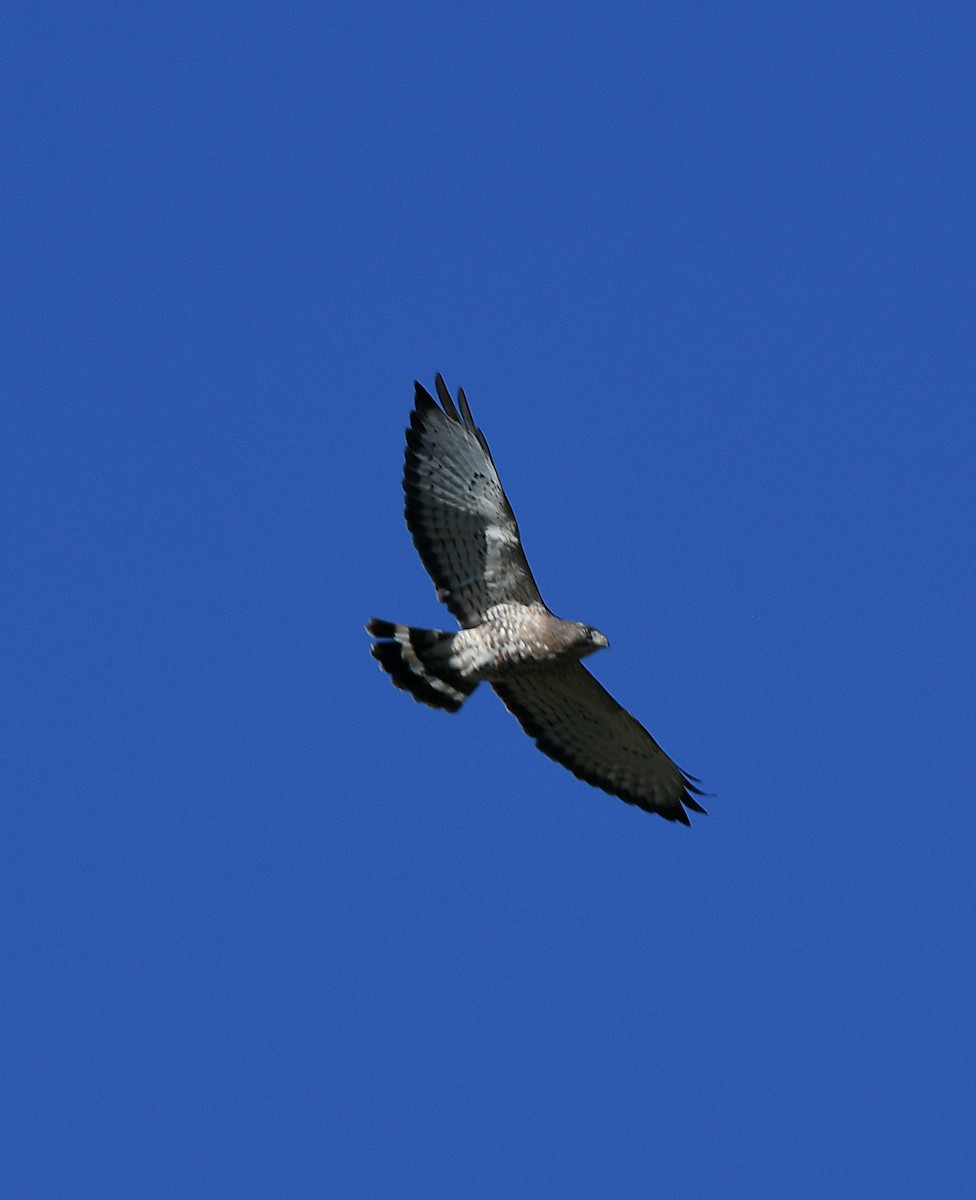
4,2,974,1196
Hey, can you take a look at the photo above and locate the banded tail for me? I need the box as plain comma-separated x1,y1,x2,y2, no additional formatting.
366,618,478,713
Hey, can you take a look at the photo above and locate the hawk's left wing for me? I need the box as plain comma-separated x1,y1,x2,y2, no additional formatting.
492,662,706,823
404,376,545,628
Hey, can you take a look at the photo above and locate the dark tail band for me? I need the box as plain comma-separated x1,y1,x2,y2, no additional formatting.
366,618,477,713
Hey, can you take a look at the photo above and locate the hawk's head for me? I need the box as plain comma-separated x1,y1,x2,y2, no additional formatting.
577,625,610,657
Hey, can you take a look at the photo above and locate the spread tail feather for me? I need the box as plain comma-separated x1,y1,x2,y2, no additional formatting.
366,618,477,713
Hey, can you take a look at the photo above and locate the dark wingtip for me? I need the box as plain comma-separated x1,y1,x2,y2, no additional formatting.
414,380,437,412
456,385,477,434
676,769,710,816
681,775,710,815
433,373,462,422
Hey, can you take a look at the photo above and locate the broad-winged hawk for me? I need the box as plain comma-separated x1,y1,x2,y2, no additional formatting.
367,376,705,823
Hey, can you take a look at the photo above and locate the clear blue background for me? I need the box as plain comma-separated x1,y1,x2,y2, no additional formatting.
4,3,974,1196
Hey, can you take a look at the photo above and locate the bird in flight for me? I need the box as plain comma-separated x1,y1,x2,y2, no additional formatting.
367,375,705,823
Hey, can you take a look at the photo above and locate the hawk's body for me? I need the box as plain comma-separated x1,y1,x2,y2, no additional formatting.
367,376,705,824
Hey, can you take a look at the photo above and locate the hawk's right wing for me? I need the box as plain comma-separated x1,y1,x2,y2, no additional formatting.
493,661,706,823
404,376,545,627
